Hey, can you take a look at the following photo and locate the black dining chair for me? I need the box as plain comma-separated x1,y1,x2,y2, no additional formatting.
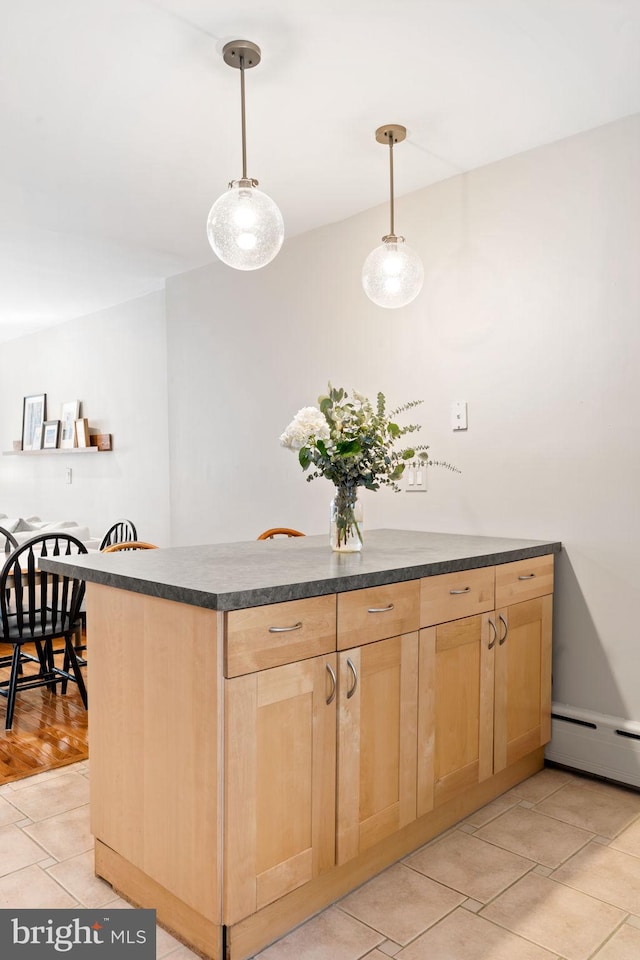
0,525,18,556
0,526,19,613
99,519,138,551
0,533,88,730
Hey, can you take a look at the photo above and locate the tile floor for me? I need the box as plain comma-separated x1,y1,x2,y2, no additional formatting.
2,764,640,959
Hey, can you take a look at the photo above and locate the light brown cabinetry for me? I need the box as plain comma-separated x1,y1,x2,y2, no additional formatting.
85,547,555,960
224,653,337,923
418,555,553,816
337,632,419,863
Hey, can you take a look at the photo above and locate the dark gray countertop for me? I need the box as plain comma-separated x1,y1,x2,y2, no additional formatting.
38,529,561,611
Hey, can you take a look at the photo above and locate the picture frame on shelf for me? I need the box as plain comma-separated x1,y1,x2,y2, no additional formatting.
42,420,61,449
60,400,80,448
22,394,46,451
75,417,90,448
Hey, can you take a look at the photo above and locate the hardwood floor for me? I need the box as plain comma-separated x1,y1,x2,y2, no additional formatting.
0,639,88,786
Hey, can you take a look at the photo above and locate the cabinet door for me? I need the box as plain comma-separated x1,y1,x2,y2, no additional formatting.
494,595,553,772
337,633,418,865
418,614,495,816
224,654,336,923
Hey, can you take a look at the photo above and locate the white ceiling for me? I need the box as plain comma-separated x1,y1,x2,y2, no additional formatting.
1,0,639,342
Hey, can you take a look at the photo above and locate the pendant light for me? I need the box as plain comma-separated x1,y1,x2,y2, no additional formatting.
362,125,424,308
206,40,284,271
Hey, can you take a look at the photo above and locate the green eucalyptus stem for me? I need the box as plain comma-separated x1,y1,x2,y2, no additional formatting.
332,485,362,548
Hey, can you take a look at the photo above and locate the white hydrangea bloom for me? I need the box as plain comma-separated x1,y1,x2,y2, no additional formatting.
279,406,330,450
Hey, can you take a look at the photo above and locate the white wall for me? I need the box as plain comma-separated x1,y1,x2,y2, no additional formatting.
166,114,640,723
1,115,636,727
0,290,170,546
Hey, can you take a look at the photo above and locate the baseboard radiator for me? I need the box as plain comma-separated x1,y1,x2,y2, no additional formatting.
545,702,640,789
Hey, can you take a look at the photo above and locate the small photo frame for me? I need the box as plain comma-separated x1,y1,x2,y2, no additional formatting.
22,394,46,451
42,420,61,449
75,418,90,448
60,400,80,448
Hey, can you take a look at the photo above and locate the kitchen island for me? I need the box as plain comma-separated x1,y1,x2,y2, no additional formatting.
41,529,561,960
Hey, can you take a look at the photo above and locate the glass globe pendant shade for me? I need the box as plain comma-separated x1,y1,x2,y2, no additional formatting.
362,237,424,308
207,181,284,271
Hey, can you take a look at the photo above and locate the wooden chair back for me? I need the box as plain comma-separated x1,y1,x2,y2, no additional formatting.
257,528,305,540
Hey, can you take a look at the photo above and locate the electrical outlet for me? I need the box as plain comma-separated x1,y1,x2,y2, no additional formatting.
405,459,427,492
65,468,72,484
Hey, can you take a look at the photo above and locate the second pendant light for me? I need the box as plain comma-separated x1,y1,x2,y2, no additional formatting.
362,125,424,308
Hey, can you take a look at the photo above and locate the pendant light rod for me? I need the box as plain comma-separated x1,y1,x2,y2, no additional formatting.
375,124,406,242
240,55,248,179
388,135,395,238
222,40,262,185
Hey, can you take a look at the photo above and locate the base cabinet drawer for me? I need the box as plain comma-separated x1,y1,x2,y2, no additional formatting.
495,555,554,607
420,567,495,627
226,594,336,676
337,580,419,650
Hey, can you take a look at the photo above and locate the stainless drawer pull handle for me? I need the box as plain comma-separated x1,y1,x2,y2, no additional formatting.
450,587,471,595
367,604,394,614
268,621,303,634
346,658,358,699
518,574,536,580
488,618,497,650
326,663,337,705
499,614,508,645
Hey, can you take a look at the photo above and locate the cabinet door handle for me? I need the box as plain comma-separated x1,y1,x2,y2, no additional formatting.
268,621,303,634
367,604,394,614
450,586,471,595
326,663,336,705
518,573,536,580
498,614,508,645
346,658,358,699
488,618,497,650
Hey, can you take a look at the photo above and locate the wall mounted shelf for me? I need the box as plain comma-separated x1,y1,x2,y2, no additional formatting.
2,447,105,456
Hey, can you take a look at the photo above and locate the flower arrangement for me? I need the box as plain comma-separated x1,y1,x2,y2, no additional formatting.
280,384,458,550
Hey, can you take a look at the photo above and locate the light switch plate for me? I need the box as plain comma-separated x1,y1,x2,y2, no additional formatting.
452,401,468,431
405,460,427,492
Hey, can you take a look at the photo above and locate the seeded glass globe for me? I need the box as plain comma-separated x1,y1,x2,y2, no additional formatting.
362,238,424,308
207,181,284,270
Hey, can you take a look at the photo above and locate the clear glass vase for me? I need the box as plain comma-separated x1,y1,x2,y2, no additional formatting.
330,487,363,552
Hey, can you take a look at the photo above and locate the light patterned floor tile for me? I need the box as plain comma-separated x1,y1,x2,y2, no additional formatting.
161,947,203,959
535,780,640,838
396,907,557,960
339,863,464,945
23,804,93,861
480,872,625,960
46,850,117,907
0,863,78,908
7,771,90,821
0,823,49,877
508,767,576,804
592,923,640,959
610,816,640,859
254,906,384,960
552,842,640,914
0,794,23,826
463,793,519,828
406,828,534,902
376,941,401,957
474,805,593,867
